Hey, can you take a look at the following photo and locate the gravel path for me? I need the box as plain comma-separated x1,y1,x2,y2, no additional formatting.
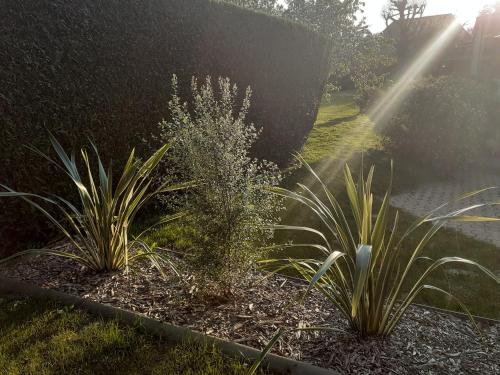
391,172,500,246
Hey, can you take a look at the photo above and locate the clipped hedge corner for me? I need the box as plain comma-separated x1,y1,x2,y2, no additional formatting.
0,0,330,255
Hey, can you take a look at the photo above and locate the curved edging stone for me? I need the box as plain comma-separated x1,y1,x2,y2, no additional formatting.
0,277,337,375
412,303,500,326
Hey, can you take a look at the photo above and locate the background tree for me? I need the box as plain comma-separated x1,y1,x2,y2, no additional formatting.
382,0,427,26
224,0,283,14
480,1,500,15
381,0,426,65
283,0,368,81
350,33,396,110
282,1,395,101
223,0,396,106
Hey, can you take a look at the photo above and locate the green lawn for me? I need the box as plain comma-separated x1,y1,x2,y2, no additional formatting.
285,91,440,196
277,92,500,319
301,92,384,165
0,297,265,375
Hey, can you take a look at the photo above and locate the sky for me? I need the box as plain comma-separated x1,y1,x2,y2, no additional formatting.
277,1,496,32
363,0,495,32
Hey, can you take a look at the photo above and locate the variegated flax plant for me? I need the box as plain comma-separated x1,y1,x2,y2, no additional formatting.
261,156,500,337
250,157,500,374
0,134,190,274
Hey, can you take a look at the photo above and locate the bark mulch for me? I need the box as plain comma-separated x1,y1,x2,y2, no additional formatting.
1,253,499,375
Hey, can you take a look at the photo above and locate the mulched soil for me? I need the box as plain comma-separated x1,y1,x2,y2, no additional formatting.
1,250,499,375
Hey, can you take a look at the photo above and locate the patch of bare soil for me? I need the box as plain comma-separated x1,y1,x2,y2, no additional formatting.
1,253,499,375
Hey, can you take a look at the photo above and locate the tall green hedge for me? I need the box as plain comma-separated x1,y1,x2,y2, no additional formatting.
0,0,330,255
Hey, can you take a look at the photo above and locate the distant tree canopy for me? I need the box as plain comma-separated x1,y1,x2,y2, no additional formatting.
225,0,396,93
382,0,427,26
480,1,500,16
225,0,283,15
283,0,371,84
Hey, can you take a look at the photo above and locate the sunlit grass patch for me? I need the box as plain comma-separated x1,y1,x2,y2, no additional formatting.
301,94,384,165
302,114,384,165
396,208,500,319
134,218,195,252
0,297,266,375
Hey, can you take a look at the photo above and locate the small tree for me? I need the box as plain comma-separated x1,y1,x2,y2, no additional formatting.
160,75,282,295
381,0,426,63
382,0,427,26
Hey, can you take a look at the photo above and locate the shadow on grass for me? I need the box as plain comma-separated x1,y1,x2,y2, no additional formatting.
316,114,360,128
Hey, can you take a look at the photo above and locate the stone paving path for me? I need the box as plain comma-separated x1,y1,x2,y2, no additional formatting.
391,172,500,247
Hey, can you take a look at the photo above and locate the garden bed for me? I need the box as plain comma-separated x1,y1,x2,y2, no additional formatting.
1,252,499,375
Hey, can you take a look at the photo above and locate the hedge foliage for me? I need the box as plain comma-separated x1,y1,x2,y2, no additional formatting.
380,75,499,174
0,0,330,255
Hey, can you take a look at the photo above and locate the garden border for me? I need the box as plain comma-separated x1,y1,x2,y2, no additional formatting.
0,276,337,375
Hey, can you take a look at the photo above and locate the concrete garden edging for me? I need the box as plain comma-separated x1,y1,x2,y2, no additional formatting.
0,276,338,375
412,303,500,326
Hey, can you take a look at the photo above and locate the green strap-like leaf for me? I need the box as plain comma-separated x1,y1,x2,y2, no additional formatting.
352,244,372,319
306,250,346,294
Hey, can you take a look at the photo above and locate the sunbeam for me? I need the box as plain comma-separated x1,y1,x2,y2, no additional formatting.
301,18,463,189
368,18,462,126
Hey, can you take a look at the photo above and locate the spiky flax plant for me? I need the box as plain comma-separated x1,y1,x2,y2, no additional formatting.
262,157,500,337
0,134,189,273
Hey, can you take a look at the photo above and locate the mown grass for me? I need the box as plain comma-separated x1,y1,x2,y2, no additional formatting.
285,91,440,196
0,297,267,375
300,92,384,165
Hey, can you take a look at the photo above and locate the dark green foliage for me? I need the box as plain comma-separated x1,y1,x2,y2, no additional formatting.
380,75,499,174
0,0,330,255
354,86,385,112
